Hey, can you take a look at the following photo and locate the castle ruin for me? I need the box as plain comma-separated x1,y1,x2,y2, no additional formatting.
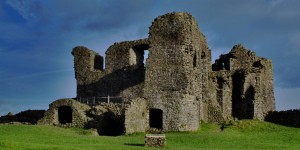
38,12,275,135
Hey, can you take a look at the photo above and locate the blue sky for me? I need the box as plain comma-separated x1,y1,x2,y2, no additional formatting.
0,0,300,115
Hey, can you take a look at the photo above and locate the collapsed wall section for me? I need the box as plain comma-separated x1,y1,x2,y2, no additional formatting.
206,71,232,122
211,44,275,120
72,40,150,102
101,39,149,101
254,58,275,119
105,39,149,73
72,47,104,98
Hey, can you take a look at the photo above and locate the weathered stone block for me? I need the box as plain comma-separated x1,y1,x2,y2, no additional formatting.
144,134,166,147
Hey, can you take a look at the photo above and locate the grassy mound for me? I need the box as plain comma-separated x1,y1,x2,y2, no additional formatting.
0,120,299,149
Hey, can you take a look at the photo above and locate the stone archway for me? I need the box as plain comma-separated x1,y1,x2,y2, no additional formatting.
58,106,72,124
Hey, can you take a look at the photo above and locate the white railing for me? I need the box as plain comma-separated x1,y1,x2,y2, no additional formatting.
76,96,123,105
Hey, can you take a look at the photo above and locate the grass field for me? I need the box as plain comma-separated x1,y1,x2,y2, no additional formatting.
0,120,299,150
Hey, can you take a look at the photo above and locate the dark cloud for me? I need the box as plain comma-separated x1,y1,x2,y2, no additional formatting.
167,0,300,88
0,0,300,114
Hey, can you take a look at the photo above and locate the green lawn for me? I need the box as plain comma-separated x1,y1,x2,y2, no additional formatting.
0,120,299,150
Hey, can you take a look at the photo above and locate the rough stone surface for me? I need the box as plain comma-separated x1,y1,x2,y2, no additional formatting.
124,98,148,134
145,134,166,147
86,102,127,136
72,39,149,103
144,12,210,131
40,12,275,134
210,44,275,121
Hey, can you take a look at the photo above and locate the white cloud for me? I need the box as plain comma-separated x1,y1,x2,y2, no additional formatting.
5,0,40,22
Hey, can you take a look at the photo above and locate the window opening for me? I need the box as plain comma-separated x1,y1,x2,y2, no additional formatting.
94,55,103,71
131,44,149,68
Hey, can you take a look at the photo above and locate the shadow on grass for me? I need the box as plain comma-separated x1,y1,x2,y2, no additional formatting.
124,143,145,147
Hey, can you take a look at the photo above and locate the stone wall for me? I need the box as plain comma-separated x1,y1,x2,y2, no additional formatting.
72,47,104,97
105,39,149,73
72,40,148,103
206,71,232,122
124,98,148,134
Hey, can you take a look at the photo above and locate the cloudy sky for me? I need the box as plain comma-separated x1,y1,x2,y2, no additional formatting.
0,0,300,115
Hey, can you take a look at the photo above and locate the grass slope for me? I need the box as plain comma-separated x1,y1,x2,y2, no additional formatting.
0,120,299,150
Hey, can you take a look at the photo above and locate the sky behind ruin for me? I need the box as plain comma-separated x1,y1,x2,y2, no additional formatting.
1,0,300,115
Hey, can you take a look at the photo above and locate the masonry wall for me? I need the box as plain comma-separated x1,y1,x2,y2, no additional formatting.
72,47,104,97
72,40,149,102
105,39,149,73
124,98,148,134
257,59,275,119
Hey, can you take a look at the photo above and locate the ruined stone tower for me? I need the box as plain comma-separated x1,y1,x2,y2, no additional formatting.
39,12,275,134
144,13,210,131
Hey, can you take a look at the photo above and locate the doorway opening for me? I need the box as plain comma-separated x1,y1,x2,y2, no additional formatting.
149,109,163,129
97,111,125,136
58,106,72,124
